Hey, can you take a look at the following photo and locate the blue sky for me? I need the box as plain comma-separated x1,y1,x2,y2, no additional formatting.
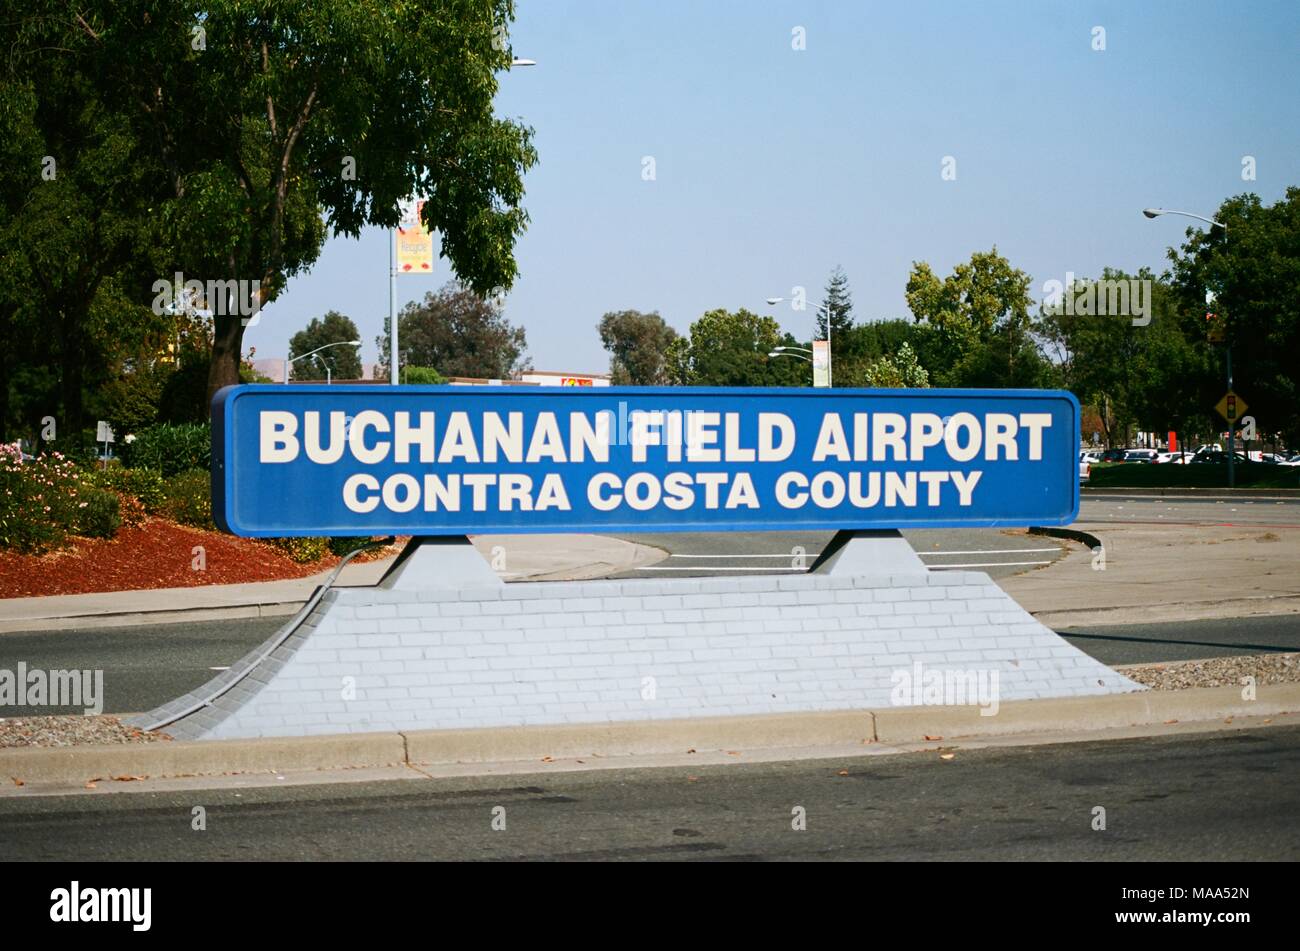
245,0,1300,375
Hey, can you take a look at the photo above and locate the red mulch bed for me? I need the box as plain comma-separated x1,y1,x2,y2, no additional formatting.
0,519,391,598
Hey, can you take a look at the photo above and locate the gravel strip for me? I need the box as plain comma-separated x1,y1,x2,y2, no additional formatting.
1117,652,1300,690
0,715,172,749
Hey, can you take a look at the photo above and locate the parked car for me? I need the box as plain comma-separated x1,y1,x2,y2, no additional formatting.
1099,448,1130,463
1123,449,1160,463
1078,452,1091,482
1191,450,1248,465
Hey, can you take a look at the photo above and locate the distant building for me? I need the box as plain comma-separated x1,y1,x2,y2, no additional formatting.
517,370,611,387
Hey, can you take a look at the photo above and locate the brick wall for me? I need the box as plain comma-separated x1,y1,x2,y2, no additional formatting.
144,569,1142,740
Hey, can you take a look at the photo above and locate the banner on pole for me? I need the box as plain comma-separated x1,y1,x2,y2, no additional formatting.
395,198,433,273
812,340,830,388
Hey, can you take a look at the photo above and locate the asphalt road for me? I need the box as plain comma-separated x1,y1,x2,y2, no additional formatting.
615,528,1069,579
2,725,1296,860
1079,493,1300,527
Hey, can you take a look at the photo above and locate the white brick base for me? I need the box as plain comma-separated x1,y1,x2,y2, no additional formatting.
136,564,1143,740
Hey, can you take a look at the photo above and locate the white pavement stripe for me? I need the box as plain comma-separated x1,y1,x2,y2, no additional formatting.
920,548,1061,556
636,566,803,572
928,560,1053,569
666,553,822,559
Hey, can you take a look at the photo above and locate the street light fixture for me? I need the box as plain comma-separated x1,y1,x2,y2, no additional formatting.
285,339,362,384
766,297,832,386
1142,208,1226,231
1143,206,1234,486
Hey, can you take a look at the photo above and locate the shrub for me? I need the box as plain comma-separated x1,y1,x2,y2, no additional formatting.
161,469,214,530
400,366,446,385
0,443,89,553
328,536,383,557
73,487,122,539
86,466,167,514
114,491,148,528
270,536,330,563
121,423,211,477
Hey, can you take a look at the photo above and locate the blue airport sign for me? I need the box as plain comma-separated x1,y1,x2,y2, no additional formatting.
212,385,1080,536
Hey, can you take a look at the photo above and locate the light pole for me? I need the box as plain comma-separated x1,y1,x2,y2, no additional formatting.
285,340,362,384
1142,208,1232,485
389,57,536,386
767,297,831,386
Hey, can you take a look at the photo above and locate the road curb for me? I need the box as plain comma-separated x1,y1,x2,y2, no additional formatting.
4,683,1297,787
0,601,303,634
1082,486,1300,499
1028,525,1102,551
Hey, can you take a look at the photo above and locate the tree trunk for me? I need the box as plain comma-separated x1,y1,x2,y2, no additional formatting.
206,314,244,419
58,301,87,443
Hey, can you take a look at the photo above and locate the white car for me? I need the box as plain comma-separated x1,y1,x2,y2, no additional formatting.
1078,452,1091,482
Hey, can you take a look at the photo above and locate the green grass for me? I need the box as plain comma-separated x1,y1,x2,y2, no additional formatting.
1088,462,1300,489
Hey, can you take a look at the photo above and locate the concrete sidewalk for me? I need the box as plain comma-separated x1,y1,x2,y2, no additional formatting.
1003,520,1300,627
0,534,666,633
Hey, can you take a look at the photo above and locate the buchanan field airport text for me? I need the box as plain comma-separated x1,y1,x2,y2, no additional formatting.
257,408,1055,515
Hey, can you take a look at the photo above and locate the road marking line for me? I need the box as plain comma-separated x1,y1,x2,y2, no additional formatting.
209,666,230,671
921,548,1060,556
637,566,803,572
928,560,1054,569
665,553,822,559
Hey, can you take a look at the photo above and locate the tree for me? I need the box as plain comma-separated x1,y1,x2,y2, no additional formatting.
832,318,931,386
859,342,930,388
288,311,362,381
817,266,854,341
905,248,1050,388
1037,269,1208,446
598,310,679,385
1167,189,1300,445
377,281,528,380
667,309,806,387
81,2,537,411
1,7,168,444
400,366,447,385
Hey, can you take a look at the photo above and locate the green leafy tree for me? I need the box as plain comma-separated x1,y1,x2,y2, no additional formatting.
598,310,679,385
289,311,362,381
1038,269,1211,446
378,281,528,380
400,366,447,385
906,248,1049,387
1,8,167,443
668,308,806,387
1167,189,1300,445
832,318,930,385
859,342,930,388
81,2,537,410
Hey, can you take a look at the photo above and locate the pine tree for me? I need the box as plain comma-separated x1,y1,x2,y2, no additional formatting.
817,266,855,341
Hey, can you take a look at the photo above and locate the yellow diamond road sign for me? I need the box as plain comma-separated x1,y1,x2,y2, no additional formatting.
1216,390,1247,423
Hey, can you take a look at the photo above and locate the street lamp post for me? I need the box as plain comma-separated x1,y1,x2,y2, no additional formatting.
285,340,363,384
766,298,831,386
1142,208,1232,485
388,57,535,386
